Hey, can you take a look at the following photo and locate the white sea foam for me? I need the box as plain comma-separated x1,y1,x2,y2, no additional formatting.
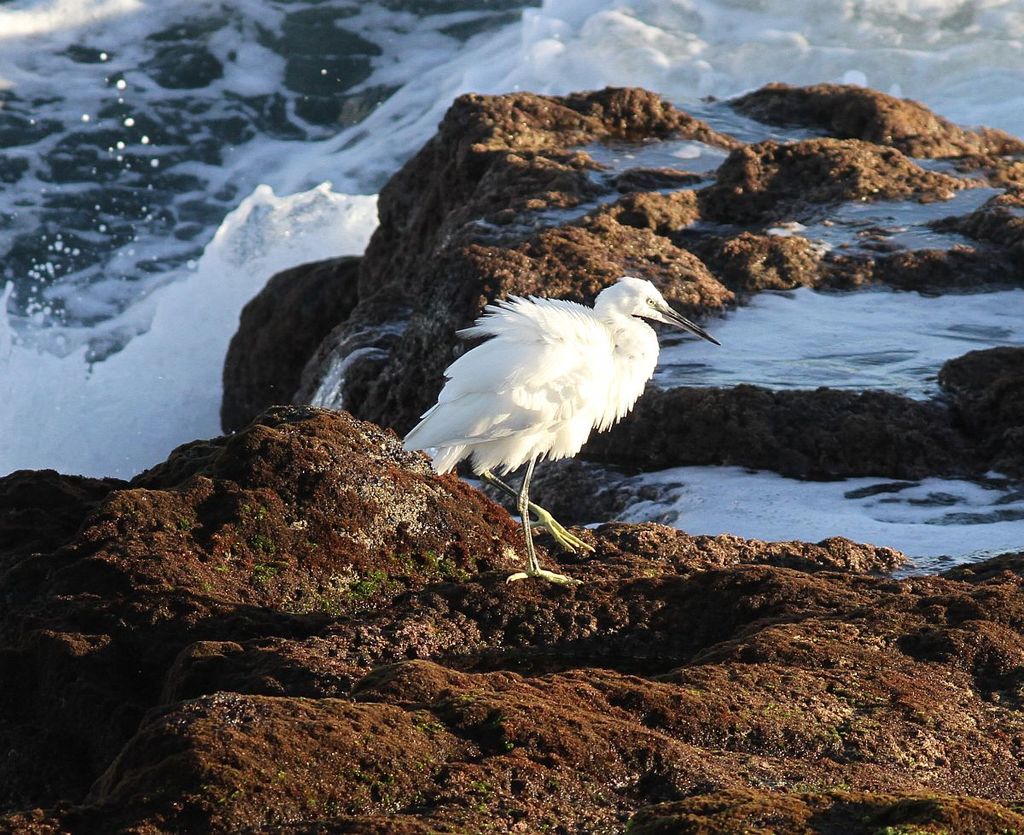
617,467,1024,570
0,0,142,40
0,185,377,478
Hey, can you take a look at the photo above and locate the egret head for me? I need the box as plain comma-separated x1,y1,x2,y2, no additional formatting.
598,276,720,345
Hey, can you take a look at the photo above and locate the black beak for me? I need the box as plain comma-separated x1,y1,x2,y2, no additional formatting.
659,304,721,346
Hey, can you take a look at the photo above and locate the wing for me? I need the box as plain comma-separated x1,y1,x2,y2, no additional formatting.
404,297,613,450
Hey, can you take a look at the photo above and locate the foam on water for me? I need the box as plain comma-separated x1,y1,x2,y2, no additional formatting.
498,0,1024,134
0,184,377,478
616,467,1024,572
0,0,143,38
657,287,1024,396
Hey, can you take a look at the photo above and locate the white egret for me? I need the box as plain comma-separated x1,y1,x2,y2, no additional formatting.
404,276,720,585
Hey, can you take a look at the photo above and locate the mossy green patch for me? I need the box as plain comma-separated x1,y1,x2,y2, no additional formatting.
251,563,279,585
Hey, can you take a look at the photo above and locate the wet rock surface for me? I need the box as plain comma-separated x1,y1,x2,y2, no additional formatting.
629,789,1024,834
698,137,968,225
480,357,1023,495
292,87,740,431
222,256,361,432
940,347,1024,477
4,406,1024,832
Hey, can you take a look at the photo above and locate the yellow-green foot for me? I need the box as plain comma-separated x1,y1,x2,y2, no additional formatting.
506,569,582,586
530,508,595,554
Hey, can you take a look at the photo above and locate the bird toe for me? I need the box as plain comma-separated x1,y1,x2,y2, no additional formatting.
505,569,581,586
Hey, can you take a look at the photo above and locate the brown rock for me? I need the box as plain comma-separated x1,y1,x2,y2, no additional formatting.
699,138,969,225
317,213,731,433
598,189,701,234
687,231,823,292
582,384,975,479
230,86,1023,444
221,256,361,432
358,88,735,306
4,404,1024,831
0,406,519,811
628,788,1024,834
687,233,1019,294
612,167,704,193
857,246,1020,291
933,191,1024,279
496,458,643,526
0,469,123,566
732,83,1024,159
940,347,1024,476
13,552,1024,831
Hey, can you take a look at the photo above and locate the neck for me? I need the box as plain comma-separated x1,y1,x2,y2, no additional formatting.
595,295,635,324
607,313,659,359
600,307,649,335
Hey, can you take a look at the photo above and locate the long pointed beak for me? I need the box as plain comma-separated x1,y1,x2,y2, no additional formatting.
659,304,721,346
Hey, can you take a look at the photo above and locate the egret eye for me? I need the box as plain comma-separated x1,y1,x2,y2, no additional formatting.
647,297,656,306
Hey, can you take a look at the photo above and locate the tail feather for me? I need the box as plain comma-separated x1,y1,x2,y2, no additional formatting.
404,407,469,475
427,444,467,475
402,405,439,451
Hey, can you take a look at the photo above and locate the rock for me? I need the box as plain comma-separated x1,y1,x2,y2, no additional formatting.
0,469,123,566
221,256,361,432
857,246,1020,292
301,211,732,433
494,459,643,526
944,551,1024,583
698,138,968,225
582,384,976,480
598,189,702,235
578,522,904,576
731,83,1024,159
359,88,733,305
612,167,704,193
628,788,1024,834
686,231,823,292
5,406,1024,831
11,548,1024,830
933,190,1024,280
0,406,519,811
940,347,1024,476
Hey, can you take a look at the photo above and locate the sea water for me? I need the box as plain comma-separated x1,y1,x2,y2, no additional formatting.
2,0,1023,561
656,287,1024,398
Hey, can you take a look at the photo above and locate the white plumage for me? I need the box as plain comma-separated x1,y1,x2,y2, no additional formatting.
404,275,719,585
406,293,651,474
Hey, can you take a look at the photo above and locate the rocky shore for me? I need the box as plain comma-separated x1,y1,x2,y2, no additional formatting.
3,85,1023,832
1,408,1021,832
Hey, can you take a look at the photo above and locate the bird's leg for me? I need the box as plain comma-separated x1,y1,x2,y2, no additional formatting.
506,459,581,586
478,469,594,554
517,458,540,575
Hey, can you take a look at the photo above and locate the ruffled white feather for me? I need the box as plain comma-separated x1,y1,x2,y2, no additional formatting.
404,284,662,474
